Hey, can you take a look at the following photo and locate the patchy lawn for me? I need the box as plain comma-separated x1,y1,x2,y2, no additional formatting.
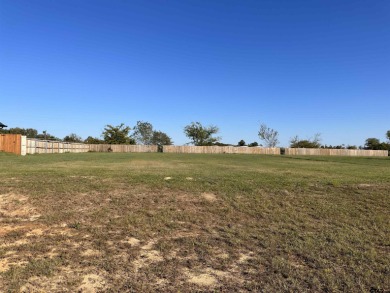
0,152,389,292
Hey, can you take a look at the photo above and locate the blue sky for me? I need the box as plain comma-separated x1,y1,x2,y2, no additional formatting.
1,0,389,146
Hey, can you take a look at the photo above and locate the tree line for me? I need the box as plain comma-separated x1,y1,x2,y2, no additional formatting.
1,122,389,151
0,121,173,146
183,122,390,151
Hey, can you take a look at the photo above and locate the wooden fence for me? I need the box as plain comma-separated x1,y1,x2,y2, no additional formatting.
2,136,388,157
163,145,281,155
24,140,158,154
284,148,388,157
88,144,158,153
0,134,24,155
26,139,89,154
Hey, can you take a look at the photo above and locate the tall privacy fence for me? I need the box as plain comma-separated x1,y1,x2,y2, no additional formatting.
163,145,280,155
0,135,388,157
284,148,388,157
27,139,89,154
88,144,158,153
0,134,25,156
26,140,156,154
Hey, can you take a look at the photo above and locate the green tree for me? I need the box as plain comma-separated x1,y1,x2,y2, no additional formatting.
364,138,390,150
102,123,135,144
36,130,60,141
151,131,173,145
133,121,154,145
214,142,233,146
8,127,25,135
184,122,220,146
0,127,38,138
290,133,321,148
258,124,279,147
63,133,83,143
248,141,259,147
24,128,39,138
84,136,103,144
364,131,390,152
238,140,246,146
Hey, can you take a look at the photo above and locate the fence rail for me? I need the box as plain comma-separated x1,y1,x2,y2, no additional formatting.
163,145,281,155
284,148,388,157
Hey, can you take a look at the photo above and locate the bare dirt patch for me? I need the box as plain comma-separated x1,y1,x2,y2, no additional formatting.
357,183,372,189
0,258,28,273
19,275,69,293
0,193,39,219
201,192,218,202
122,237,141,246
77,273,107,292
187,272,217,286
80,249,102,257
0,224,26,237
141,240,156,250
25,228,46,237
184,267,230,287
215,250,230,260
0,192,78,283
17,266,107,293
0,238,30,249
238,251,255,263
133,240,164,271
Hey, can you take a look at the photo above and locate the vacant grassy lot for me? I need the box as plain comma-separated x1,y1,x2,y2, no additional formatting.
0,152,389,292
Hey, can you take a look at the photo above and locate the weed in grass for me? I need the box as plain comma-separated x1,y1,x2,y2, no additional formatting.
68,222,82,230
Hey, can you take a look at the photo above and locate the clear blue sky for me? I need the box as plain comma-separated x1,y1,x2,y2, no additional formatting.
1,0,389,146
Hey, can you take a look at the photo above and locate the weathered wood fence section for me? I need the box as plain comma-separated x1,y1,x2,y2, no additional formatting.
88,144,158,153
2,136,388,157
285,148,388,157
24,140,158,154
26,139,89,154
0,134,25,155
163,145,281,155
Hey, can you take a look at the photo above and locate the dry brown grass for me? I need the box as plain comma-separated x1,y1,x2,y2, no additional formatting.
0,152,389,292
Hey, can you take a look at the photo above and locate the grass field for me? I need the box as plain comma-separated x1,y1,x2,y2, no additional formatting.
0,152,389,292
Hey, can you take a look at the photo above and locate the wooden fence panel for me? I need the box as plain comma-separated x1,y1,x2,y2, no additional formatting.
284,148,388,157
88,144,158,153
0,134,22,155
25,139,90,154
21,136,27,156
18,139,388,157
162,145,281,155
